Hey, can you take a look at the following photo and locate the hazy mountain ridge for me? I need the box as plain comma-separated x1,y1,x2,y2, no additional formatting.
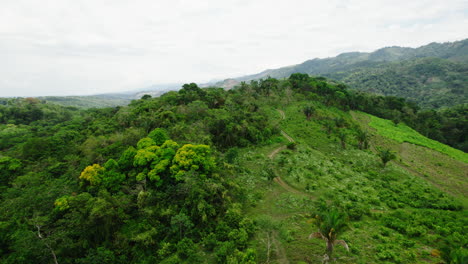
29,84,183,108
216,39,468,108
240,39,468,79
25,39,468,109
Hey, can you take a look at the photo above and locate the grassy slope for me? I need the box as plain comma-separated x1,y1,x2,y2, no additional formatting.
236,100,466,263
363,112,468,163
352,111,468,202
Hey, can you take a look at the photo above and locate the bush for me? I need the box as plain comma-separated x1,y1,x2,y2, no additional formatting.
287,142,297,150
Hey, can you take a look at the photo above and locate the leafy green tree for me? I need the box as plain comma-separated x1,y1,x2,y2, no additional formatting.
0,156,22,188
102,159,125,192
80,164,105,186
309,208,349,261
378,148,396,167
136,137,156,150
148,128,169,146
170,144,215,181
118,146,137,170
170,212,194,239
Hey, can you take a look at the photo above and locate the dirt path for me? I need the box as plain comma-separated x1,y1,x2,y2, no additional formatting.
273,176,304,196
281,130,295,143
263,109,315,263
270,109,312,197
272,231,290,264
269,146,286,159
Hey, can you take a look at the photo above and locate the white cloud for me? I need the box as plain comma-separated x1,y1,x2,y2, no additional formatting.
0,0,467,96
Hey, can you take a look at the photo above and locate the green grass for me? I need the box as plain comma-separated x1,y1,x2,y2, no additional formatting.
365,112,468,163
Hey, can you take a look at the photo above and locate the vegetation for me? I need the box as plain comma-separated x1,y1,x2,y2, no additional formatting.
367,113,468,163
225,39,468,109
0,74,466,263
328,57,468,109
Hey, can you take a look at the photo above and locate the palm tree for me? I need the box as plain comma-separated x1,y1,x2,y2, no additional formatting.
378,148,396,167
356,130,369,149
309,208,349,262
303,106,315,121
338,131,347,149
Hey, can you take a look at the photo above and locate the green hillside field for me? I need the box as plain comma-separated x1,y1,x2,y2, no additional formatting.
365,112,468,163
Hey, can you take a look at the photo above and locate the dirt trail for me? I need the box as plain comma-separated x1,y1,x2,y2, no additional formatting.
268,146,286,159
270,109,312,198
281,131,295,143
274,176,304,196
272,231,290,264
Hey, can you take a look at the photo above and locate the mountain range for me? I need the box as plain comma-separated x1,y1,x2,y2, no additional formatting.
215,38,468,109
25,39,468,110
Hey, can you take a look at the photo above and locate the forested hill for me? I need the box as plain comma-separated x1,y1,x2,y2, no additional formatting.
217,39,468,109
0,76,466,263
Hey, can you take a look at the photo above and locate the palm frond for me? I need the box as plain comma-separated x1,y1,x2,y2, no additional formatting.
309,231,327,241
334,239,349,251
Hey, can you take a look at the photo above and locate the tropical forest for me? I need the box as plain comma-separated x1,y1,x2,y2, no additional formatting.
1,62,467,264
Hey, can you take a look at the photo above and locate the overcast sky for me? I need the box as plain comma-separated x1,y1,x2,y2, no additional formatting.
1,0,467,97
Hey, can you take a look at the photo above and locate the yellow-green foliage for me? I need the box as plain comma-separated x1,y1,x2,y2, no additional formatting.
366,113,468,163
134,147,159,166
54,196,70,211
79,164,105,185
171,144,215,181
136,137,156,150
133,139,180,182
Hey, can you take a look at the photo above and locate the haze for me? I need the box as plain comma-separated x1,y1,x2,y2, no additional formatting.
1,0,467,97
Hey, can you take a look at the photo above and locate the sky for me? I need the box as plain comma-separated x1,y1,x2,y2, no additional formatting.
0,0,467,97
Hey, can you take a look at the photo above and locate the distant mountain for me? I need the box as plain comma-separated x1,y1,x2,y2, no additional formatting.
36,83,183,108
220,39,468,108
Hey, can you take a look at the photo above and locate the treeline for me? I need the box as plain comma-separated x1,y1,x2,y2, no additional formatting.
286,73,467,152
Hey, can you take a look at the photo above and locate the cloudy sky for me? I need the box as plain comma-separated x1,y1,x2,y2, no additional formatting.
1,0,467,97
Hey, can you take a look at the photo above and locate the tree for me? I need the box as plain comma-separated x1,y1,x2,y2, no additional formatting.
378,148,396,167
79,164,105,186
141,94,152,100
309,208,349,262
356,130,369,149
148,128,169,146
303,106,315,121
170,144,215,181
170,212,194,239
338,130,347,149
